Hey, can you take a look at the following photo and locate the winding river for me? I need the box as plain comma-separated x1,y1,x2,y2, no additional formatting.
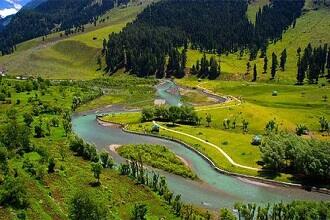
72,80,329,209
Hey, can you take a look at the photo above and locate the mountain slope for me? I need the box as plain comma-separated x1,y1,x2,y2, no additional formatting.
0,3,148,79
0,0,129,55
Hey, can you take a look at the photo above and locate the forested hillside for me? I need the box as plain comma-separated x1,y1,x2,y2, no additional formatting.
105,0,304,77
0,0,129,55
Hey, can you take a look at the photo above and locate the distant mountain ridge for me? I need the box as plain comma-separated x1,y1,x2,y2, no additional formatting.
23,0,48,10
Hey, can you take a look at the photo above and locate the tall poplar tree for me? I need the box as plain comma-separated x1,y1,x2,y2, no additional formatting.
271,52,278,79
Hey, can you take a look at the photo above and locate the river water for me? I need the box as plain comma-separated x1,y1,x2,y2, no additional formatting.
72,80,329,209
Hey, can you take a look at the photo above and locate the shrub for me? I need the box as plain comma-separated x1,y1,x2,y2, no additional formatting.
296,124,309,136
0,176,29,208
132,203,148,220
69,191,107,220
48,157,56,173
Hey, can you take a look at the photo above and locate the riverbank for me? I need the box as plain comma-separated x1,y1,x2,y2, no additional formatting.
96,116,330,195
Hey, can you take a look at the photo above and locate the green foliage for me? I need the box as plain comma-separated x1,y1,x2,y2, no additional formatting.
0,112,31,151
265,119,278,134
69,191,107,220
260,133,330,180
23,113,33,127
132,203,148,220
0,145,9,174
141,105,199,125
99,151,114,169
118,144,196,179
69,136,99,162
319,116,329,132
219,208,236,220
48,157,56,173
233,201,330,220
0,176,29,209
295,124,309,136
91,162,103,184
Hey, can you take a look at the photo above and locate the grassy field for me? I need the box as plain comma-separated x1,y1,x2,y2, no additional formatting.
0,79,178,219
117,144,197,179
0,4,148,80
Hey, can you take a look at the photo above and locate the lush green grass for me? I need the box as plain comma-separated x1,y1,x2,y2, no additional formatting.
0,79,178,219
117,144,197,179
77,74,156,112
178,79,330,138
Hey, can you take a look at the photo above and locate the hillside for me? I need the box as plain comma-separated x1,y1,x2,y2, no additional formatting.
0,0,129,55
187,1,330,84
0,3,148,79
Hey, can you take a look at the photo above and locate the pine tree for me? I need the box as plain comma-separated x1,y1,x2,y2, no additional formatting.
296,59,305,85
320,44,327,75
326,47,330,78
263,56,268,73
246,62,251,74
200,53,209,78
252,64,257,82
280,49,287,71
209,56,219,80
271,52,278,79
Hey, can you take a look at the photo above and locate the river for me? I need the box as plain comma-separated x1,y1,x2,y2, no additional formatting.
72,80,329,209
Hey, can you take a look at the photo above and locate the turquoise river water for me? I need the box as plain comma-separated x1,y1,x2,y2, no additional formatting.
72,80,329,209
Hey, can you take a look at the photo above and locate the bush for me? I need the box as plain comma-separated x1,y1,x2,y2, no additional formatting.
296,124,309,136
48,157,56,173
69,191,107,220
260,133,330,180
132,203,148,220
0,176,29,208
69,136,99,162
251,135,262,146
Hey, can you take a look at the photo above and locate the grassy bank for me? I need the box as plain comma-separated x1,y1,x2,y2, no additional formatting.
117,144,197,179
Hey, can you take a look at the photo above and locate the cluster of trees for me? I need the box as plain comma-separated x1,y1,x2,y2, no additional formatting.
254,0,304,57
0,0,129,55
297,43,330,84
117,144,196,179
119,158,207,219
260,133,330,181
218,200,330,220
69,136,114,184
105,0,304,77
191,54,221,79
141,105,199,125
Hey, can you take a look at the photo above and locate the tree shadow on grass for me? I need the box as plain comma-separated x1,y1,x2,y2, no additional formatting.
257,169,330,189
165,123,179,128
89,181,101,187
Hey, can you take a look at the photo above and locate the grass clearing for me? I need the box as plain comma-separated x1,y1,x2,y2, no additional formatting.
117,144,197,179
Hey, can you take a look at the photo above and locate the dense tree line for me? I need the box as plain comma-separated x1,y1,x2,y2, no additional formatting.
297,43,330,84
191,54,221,79
0,0,129,55
141,105,199,125
260,133,330,181
105,0,304,77
222,200,330,220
